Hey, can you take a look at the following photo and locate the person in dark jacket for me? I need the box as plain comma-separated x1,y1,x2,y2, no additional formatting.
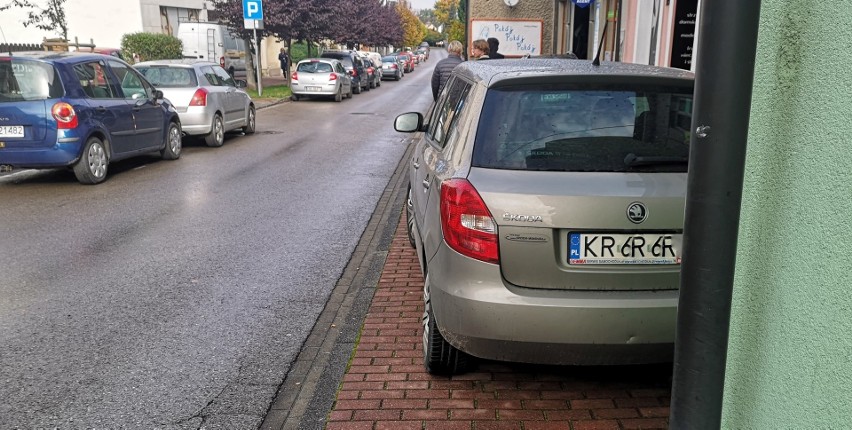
431,40,465,100
487,38,505,59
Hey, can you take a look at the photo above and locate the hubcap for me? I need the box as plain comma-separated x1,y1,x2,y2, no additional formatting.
215,118,223,143
89,142,106,178
249,110,255,129
169,125,181,154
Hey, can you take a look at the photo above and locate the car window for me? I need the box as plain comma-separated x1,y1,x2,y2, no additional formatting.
0,58,63,102
73,62,115,99
108,60,151,100
471,85,694,172
136,66,198,88
297,61,333,73
335,63,346,74
199,65,220,85
212,65,236,86
427,77,473,148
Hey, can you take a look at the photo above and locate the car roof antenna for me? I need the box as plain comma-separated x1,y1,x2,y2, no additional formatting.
592,20,609,66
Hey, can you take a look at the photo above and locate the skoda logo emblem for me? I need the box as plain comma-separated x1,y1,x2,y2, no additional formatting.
627,202,648,224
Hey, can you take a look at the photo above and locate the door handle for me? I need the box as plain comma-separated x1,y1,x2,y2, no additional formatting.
421,177,430,189
96,106,107,112
412,161,420,169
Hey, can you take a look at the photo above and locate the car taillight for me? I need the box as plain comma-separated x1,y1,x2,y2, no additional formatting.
440,179,499,264
219,56,225,68
329,73,338,81
291,71,298,81
391,64,398,69
189,88,208,106
51,102,78,129
350,69,358,77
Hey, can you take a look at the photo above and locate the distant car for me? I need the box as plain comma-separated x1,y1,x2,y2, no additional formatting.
395,58,695,374
415,48,428,62
320,50,369,94
0,51,182,184
381,55,403,81
358,52,383,88
135,59,255,147
395,53,415,73
289,58,353,102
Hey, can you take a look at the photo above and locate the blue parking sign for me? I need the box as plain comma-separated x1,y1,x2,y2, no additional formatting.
243,0,263,20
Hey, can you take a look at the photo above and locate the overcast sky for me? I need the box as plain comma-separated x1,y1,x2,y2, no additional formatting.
409,0,436,12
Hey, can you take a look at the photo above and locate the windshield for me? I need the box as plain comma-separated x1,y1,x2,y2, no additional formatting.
136,66,198,88
0,58,63,102
472,85,694,173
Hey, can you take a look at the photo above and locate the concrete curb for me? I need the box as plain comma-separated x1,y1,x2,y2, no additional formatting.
259,139,415,430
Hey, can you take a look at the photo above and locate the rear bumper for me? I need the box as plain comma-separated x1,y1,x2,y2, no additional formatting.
175,107,215,136
427,243,678,365
0,136,82,168
291,82,341,96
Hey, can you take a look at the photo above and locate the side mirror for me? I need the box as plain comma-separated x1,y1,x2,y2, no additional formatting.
154,89,164,100
235,79,248,88
394,112,423,133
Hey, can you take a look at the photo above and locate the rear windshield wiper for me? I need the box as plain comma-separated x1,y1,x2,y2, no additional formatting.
624,153,689,167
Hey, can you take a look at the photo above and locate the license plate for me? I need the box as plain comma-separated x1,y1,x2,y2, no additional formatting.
306,86,321,91
569,233,682,265
0,125,24,138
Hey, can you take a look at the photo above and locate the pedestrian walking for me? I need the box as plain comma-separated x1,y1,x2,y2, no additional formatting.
431,40,464,100
278,48,291,82
487,38,505,59
470,39,490,60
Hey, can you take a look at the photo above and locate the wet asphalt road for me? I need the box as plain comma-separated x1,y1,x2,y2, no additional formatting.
0,53,438,428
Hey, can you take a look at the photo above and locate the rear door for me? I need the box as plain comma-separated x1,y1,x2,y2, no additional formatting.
468,83,694,292
414,76,474,258
73,61,136,155
211,65,242,128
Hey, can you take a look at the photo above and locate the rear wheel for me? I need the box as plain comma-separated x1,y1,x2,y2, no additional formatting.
73,136,108,184
204,114,225,147
291,94,300,101
423,297,473,375
353,82,361,94
160,122,182,160
334,87,343,102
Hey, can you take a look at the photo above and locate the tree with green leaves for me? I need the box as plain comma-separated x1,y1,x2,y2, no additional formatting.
0,0,67,40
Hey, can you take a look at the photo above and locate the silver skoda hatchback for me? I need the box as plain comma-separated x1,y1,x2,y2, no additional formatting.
394,58,694,374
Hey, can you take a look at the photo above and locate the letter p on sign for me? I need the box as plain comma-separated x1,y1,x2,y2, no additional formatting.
243,0,263,20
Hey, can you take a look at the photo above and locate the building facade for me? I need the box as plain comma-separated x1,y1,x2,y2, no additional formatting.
469,0,701,71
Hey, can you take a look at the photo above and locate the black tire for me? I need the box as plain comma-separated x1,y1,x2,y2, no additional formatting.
334,87,342,102
353,82,361,94
291,94,300,101
369,78,376,89
242,105,256,134
406,184,416,249
347,85,353,99
73,136,108,184
160,122,182,160
423,301,473,375
376,77,381,87
204,114,225,147
395,74,400,81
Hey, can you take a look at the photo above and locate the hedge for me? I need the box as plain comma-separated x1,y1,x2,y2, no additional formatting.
121,33,182,63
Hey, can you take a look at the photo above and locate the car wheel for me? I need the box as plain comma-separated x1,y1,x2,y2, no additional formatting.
395,73,400,81
291,94,300,101
347,85,353,99
369,78,376,89
334,87,342,102
73,136,108,184
376,77,381,87
353,82,361,94
160,122,182,160
423,297,473,375
204,114,225,147
242,105,256,134
406,184,416,249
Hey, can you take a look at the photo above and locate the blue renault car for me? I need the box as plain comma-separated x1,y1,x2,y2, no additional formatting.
0,51,182,184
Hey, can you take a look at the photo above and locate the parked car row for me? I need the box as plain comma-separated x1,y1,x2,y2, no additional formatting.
0,52,255,184
289,50,408,102
394,57,695,374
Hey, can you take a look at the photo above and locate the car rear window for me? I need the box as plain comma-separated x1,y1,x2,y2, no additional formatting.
472,84,693,173
0,58,63,102
297,61,334,73
382,56,396,62
136,66,198,87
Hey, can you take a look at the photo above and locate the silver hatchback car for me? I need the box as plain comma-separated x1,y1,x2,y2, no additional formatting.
290,58,353,102
134,60,256,147
394,58,694,374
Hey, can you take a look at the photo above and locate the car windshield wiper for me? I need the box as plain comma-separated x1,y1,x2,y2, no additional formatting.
624,153,689,167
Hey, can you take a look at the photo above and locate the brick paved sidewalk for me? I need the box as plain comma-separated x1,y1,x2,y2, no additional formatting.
325,217,673,430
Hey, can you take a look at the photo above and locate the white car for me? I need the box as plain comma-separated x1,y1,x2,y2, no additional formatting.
135,60,255,147
290,58,353,102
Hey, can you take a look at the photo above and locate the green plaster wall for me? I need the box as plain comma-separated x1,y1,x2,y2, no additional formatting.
722,1,852,427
